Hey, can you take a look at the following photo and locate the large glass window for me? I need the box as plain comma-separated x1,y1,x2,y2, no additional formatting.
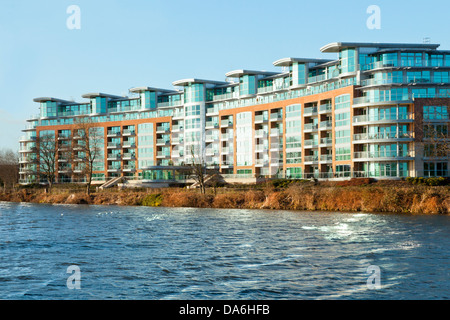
184,83,204,103
340,48,356,73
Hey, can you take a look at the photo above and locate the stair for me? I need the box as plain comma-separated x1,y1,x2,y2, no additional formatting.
99,177,124,190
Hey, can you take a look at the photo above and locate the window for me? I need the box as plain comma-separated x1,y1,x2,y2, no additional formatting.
423,106,449,120
286,104,301,118
335,129,351,144
424,162,448,177
335,147,351,161
286,152,302,164
185,105,201,117
335,112,350,127
335,94,351,111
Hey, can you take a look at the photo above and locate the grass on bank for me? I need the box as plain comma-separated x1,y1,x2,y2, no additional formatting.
0,178,449,214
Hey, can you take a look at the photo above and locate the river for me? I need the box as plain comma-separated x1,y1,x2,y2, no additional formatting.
0,201,448,300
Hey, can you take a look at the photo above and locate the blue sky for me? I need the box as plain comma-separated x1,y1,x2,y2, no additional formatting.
1,0,450,151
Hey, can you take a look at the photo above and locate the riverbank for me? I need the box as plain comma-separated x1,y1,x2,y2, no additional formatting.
1,179,449,214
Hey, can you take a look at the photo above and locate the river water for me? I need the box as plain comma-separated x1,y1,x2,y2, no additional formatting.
0,201,448,300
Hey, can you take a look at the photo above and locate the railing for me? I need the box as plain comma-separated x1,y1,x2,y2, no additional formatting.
107,131,121,136
255,159,269,166
361,60,398,71
255,145,266,152
304,155,319,162
304,139,319,147
107,142,121,148
304,123,319,131
221,120,233,127
156,126,170,133
353,113,414,123
255,115,268,123
156,139,170,145
319,104,332,113
255,130,268,138
320,138,333,145
308,74,326,84
354,151,415,159
122,129,135,135
122,153,136,159
205,122,219,128
320,154,333,161
353,93,412,105
257,86,274,94
320,121,333,129
353,132,414,141
304,106,318,115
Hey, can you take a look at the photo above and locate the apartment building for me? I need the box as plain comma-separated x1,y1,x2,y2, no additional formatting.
19,41,450,185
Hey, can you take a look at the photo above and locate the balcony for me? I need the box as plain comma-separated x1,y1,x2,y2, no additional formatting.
304,106,318,116
319,121,333,130
156,152,170,158
361,60,398,71
255,144,266,153
156,126,170,134
221,120,233,128
304,123,319,132
320,138,333,147
122,129,136,136
353,113,414,125
122,142,136,148
123,165,136,172
255,115,268,124
270,113,283,122
107,153,121,160
172,124,184,132
205,121,219,129
320,154,333,162
353,132,414,142
107,131,121,137
107,142,121,149
319,104,332,114
255,159,269,167
304,155,319,164
122,153,136,160
270,128,281,137
304,140,319,148
255,129,268,138
353,150,415,161
156,139,170,146
220,133,234,141
107,166,121,172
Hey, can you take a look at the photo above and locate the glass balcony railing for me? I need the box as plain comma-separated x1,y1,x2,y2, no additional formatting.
353,113,413,123
353,132,414,141
353,150,415,159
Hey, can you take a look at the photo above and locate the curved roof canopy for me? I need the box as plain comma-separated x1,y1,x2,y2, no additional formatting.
81,92,125,99
320,42,440,53
273,58,331,67
225,70,279,78
33,97,74,104
129,87,177,94
172,78,228,87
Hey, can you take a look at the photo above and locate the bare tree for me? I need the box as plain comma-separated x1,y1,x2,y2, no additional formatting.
0,149,19,191
73,118,104,194
36,132,58,192
188,144,220,194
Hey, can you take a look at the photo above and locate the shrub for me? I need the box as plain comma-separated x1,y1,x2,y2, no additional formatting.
141,193,163,207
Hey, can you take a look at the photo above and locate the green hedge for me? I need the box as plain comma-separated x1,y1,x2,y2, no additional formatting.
406,177,449,186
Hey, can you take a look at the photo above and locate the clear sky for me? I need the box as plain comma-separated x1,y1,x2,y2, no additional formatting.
1,0,450,151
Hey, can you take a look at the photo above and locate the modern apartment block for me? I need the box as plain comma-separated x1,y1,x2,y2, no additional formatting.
19,41,450,185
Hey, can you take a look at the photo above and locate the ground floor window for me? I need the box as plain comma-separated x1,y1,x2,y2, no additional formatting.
286,167,303,179
424,162,449,177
